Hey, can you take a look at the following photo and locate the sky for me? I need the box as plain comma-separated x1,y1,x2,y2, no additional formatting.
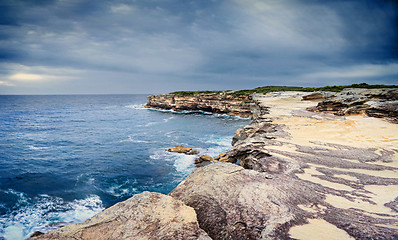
0,0,397,94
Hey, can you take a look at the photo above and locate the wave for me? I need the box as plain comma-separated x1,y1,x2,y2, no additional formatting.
120,135,152,144
149,149,196,177
0,189,104,240
125,104,146,110
103,179,138,198
146,107,250,120
27,146,49,151
163,116,175,122
147,108,212,115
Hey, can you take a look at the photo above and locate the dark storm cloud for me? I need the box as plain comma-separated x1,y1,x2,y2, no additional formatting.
0,0,397,94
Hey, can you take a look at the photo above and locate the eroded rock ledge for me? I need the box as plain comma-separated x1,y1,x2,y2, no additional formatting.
307,88,398,123
145,93,253,118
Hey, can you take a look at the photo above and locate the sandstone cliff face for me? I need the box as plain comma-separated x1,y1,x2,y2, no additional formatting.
307,88,398,123
145,93,252,117
30,192,210,240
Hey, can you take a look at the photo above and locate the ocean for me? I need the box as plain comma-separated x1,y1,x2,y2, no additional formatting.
0,94,250,240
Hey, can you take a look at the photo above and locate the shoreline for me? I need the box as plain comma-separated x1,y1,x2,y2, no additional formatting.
31,90,398,240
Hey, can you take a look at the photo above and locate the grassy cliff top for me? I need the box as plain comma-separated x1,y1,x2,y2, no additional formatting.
170,83,398,96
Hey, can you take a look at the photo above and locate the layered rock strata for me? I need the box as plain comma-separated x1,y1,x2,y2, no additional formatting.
307,88,398,123
145,93,253,117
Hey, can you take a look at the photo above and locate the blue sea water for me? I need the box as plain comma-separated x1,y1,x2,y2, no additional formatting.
0,94,250,239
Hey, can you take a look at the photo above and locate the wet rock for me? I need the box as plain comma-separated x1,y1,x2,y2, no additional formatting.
30,232,44,238
219,156,234,163
30,191,211,240
195,155,213,164
168,145,193,153
214,152,227,161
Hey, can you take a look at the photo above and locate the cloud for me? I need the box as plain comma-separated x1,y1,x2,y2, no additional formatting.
9,73,44,81
304,63,398,79
111,4,134,14
0,0,397,94
0,80,14,86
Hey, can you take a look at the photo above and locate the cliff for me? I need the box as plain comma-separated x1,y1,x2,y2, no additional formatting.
145,93,253,118
32,90,398,240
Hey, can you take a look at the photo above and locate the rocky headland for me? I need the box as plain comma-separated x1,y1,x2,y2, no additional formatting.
32,88,398,240
145,92,253,117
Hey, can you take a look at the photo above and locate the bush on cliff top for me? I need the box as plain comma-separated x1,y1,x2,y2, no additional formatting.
171,83,398,96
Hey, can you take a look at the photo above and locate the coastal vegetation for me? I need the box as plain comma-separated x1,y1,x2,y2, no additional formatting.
171,83,398,96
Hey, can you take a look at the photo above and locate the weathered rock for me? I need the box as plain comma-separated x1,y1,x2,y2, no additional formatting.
214,152,228,161
309,88,398,122
195,155,213,164
171,96,398,240
365,100,398,123
302,92,335,101
170,163,305,239
30,232,44,238
168,145,193,153
146,93,253,118
30,191,211,240
219,156,234,163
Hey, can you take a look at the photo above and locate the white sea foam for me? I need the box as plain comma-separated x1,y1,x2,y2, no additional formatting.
147,107,250,120
28,146,49,151
0,190,104,240
173,154,196,173
203,135,233,157
119,135,152,144
125,104,146,110
163,116,175,122
104,179,137,198
126,135,150,143
136,121,159,127
147,108,212,115
149,148,195,176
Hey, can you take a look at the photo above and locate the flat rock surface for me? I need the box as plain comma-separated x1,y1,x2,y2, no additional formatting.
30,191,211,240
171,92,398,239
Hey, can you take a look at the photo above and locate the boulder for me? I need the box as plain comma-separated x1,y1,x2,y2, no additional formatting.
195,155,213,164
168,145,192,153
30,192,211,240
219,156,234,163
170,163,302,239
302,92,325,101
